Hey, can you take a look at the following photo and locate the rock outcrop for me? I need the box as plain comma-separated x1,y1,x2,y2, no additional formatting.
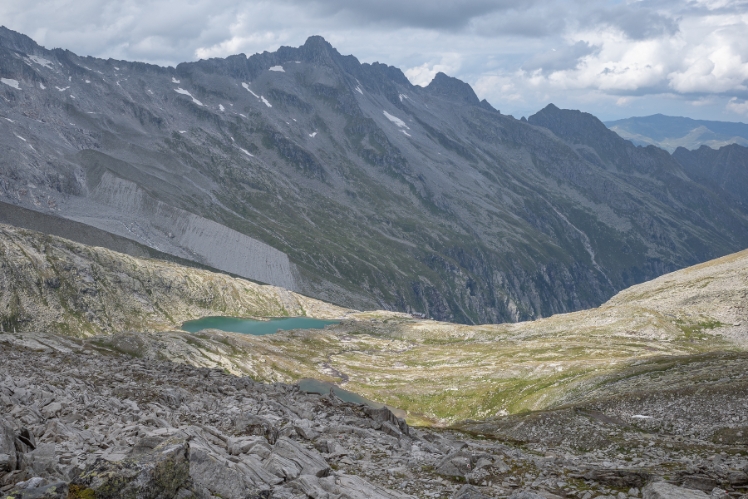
2,333,748,499
3,27,748,323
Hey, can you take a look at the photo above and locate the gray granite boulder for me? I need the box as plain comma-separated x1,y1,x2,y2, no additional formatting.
643,482,709,499
70,437,191,499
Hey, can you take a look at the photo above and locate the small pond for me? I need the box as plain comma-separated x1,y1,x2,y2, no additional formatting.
298,378,406,418
181,316,339,335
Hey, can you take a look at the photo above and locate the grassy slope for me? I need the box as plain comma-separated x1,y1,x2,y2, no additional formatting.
1,223,746,425
0,223,349,336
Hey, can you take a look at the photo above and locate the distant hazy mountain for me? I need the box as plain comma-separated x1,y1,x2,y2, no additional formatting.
605,114,748,152
2,26,748,324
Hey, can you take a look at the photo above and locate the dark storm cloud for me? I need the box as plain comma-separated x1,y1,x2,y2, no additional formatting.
291,0,529,30
470,5,569,38
583,4,680,40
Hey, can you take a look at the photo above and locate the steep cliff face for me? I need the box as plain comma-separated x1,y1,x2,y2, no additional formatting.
673,143,748,208
1,28,748,323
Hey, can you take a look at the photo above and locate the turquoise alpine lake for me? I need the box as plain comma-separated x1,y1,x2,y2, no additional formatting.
180,316,339,335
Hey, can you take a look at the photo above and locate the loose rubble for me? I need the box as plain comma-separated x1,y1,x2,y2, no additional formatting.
1,333,747,499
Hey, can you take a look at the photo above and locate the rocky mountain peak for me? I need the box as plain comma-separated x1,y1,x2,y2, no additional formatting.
299,35,337,58
2,27,748,324
672,142,748,206
528,103,614,145
0,26,43,55
528,102,681,173
425,72,480,105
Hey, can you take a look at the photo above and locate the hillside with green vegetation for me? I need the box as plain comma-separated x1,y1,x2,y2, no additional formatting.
2,223,746,426
0,223,348,336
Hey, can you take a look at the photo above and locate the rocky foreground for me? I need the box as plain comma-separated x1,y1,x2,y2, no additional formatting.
2,332,748,499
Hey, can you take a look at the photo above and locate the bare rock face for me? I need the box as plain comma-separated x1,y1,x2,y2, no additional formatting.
69,437,191,498
188,445,258,499
583,469,651,489
3,334,748,499
507,492,547,499
642,482,710,499
4,27,748,325
234,415,280,445
0,421,16,474
269,438,330,478
452,484,491,499
3,481,68,499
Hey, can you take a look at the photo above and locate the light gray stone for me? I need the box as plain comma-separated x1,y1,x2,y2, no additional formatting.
271,437,330,478
1,419,18,473
291,475,330,499
508,492,547,499
263,453,303,480
189,445,257,499
453,484,491,499
642,482,709,499
336,475,413,499
41,403,62,420
236,454,284,486
72,437,191,499
435,451,472,477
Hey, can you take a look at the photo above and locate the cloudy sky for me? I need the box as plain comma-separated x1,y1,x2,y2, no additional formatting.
3,0,748,121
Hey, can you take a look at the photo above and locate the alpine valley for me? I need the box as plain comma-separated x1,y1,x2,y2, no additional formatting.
2,26,748,499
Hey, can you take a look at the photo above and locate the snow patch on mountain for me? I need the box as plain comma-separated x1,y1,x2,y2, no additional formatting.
1,78,20,90
174,88,203,106
383,110,409,129
27,55,53,68
242,82,260,99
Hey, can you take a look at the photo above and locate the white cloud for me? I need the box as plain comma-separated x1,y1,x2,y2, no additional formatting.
474,74,524,102
616,96,632,106
727,97,748,115
404,53,462,86
473,5,748,119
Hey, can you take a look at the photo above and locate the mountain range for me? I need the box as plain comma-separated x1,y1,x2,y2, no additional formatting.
606,114,748,152
2,26,748,324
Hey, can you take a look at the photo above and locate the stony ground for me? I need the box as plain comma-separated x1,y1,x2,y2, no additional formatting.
4,224,748,426
2,332,748,499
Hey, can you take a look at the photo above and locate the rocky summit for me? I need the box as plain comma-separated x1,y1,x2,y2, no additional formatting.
1,333,748,499
2,27,748,323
